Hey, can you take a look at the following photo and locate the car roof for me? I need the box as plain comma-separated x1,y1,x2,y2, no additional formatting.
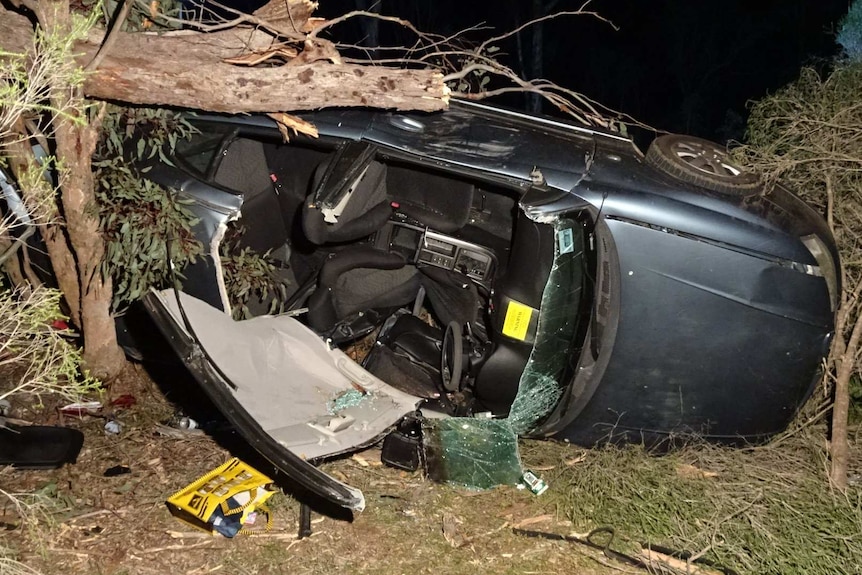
186,100,827,265
191,98,642,192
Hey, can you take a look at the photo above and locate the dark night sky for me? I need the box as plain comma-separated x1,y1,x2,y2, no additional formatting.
316,1,851,142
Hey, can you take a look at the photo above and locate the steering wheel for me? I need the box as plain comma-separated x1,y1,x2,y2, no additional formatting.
441,321,464,392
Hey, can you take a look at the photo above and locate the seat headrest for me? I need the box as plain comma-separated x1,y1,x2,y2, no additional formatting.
303,160,391,245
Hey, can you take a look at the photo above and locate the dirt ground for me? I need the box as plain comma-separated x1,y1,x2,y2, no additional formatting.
1,363,616,575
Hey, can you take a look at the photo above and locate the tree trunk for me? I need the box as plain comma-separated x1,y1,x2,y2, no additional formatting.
40,225,81,321
52,112,125,379
830,297,862,489
36,0,126,380
0,7,448,114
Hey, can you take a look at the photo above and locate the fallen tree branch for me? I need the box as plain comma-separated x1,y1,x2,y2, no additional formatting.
0,5,449,113
85,0,134,72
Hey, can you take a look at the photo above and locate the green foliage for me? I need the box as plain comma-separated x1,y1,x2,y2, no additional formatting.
738,60,862,453
741,62,862,211
738,63,862,294
93,106,203,309
86,0,184,31
838,0,862,62
219,227,289,320
1,7,96,143
1,9,100,407
739,63,862,295
0,287,100,404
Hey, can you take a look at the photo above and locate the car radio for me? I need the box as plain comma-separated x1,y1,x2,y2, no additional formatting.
376,222,497,286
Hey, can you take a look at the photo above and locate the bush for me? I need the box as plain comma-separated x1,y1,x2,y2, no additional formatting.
737,61,862,391
0,286,100,404
838,0,862,62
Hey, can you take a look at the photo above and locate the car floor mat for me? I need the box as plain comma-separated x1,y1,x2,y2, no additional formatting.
0,423,84,469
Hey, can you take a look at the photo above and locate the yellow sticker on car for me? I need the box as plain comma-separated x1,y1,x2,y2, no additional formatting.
502,300,534,341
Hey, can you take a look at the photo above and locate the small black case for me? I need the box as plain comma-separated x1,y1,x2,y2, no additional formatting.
0,423,85,469
381,415,423,471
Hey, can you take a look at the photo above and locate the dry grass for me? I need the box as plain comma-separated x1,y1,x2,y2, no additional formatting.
1,363,860,575
530,430,862,575
0,364,607,575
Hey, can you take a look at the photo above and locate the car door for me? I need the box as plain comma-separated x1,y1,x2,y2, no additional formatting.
143,288,421,511
140,117,423,511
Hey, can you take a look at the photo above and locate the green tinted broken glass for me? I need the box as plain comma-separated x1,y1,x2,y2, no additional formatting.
423,417,522,489
509,217,584,434
426,217,585,490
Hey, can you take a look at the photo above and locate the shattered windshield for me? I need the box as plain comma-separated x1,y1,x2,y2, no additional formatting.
425,216,585,489
509,216,584,434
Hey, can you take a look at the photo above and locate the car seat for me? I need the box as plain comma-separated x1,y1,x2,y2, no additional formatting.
215,137,288,256
306,245,421,338
301,144,476,339
302,147,416,337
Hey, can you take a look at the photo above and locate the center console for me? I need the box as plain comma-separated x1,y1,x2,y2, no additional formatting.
375,222,497,286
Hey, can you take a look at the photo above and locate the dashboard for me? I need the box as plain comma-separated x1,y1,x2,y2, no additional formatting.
375,222,497,287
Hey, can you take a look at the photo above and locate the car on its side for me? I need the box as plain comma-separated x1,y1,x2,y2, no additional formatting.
1,100,839,511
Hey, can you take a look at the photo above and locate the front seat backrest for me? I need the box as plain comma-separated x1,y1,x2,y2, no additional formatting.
303,152,393,245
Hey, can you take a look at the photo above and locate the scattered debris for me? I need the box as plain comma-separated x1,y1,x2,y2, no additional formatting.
517,470,549,496
166,457,277,538
165,412,200,430
103,420,122,435
59,396,136,432
381,414,422,471
59,401,103,418
153,423,207,439
327,388,369,414
350,453,373,468
423,418,523,490
0,422,84,468
103,465,132,477
109,394,137,410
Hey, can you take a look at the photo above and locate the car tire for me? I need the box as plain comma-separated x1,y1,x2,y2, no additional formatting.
645,134,760,194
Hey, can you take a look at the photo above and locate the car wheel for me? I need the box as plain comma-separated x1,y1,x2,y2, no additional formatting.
645,134,759,194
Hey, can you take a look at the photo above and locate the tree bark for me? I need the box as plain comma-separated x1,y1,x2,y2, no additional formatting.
36,0,126,379
52,110,125,379
0,7,448,114
41,223,80,320
830,288,862,489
